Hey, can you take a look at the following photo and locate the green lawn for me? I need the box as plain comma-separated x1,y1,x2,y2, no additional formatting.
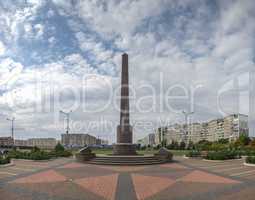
91,149,189,156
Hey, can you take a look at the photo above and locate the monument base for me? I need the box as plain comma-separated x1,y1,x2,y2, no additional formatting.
113,143,137,155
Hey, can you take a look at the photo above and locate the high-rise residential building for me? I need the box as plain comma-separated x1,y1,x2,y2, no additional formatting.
165,124,185,144
137,133,155,147
223,114,248,141
155,114,249,145
188,123,202,143
200,122,209,141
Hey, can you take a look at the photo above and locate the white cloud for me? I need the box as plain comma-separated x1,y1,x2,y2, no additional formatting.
0,0,254,140
0,41,6,55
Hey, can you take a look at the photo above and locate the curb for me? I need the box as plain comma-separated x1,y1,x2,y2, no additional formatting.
12,158,55,162
0,160,15,168
203,158,243,162
244,162,255,167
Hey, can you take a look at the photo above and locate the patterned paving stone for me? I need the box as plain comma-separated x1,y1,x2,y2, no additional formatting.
131,174,175,200
97,165,149,172
0,188,34,200
74,174,119,200
10,170,67,184
138,169,192,181
216,186,255,200
148,182,234,200
56,165,116,180
2,158,255,200
58,162,86,169
180,170,241,184
7,181,101,200
159,163,189,170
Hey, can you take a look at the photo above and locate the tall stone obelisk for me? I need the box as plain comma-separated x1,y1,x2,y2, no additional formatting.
113,53,137,155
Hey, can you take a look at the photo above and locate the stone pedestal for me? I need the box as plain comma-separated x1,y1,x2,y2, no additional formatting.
113,143,137,155
76,147,95,162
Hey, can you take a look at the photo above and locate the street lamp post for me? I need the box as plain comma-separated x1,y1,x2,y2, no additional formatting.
6,117,15,139
60,110,72,134
182,111,194,143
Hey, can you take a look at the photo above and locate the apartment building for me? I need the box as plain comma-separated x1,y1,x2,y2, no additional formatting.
165,124,185,144
61,133,98,147
224,114,248,141
0,137,14,146
155,114,249,145
187,123,202,143
137,133,155,147
14,138,57,149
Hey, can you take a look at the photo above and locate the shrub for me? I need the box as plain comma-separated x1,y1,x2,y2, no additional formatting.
0,156,10,165
7,144,72,161
195,140,212,151
179,141,186,150
185,150,201,157
29,151,52,160
218,138,229,144
246,156,255,164
8,149,53,160
205,150,241,160
55,143,65,152
53,150,72,157
53,143,72,157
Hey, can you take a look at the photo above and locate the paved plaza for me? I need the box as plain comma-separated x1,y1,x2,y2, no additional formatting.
1,157,255,200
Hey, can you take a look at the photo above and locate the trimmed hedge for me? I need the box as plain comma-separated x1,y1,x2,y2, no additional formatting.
0,156,10,165
246,156,255,164
205,150,241,160
185,150,201,157
8,150,52,160
8,145,73,161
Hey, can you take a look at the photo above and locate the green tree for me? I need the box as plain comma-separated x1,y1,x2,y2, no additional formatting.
187,141,195,150
161,139,167,147
237,134,251,146
179,141,186,150
55,143,65,152
218,138,229,144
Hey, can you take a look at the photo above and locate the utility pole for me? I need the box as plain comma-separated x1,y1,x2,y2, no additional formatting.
6,117,15,142
60,110,72,134
182,111,194,143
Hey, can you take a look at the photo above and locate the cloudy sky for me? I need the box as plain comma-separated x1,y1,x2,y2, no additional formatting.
0,0,254,142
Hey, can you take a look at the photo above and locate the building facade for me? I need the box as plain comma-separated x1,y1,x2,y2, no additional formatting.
155,114,249,145
137,133,155,147
27,138,57,149
0,137,14,146
61,134,98,147
14,138,57,149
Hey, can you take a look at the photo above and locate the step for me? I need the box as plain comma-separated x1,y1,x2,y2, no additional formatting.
86,156,168,165
87,160,167,165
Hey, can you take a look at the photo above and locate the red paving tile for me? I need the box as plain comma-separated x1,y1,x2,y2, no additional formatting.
180,170,241,184
58,162,86,169
97,165,148,172
131,174,175,200
160,163,189,170
10,170,67,184
74,174,119,200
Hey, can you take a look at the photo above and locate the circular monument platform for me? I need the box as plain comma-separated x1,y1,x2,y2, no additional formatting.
86,154,168,165
76,147,173,165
